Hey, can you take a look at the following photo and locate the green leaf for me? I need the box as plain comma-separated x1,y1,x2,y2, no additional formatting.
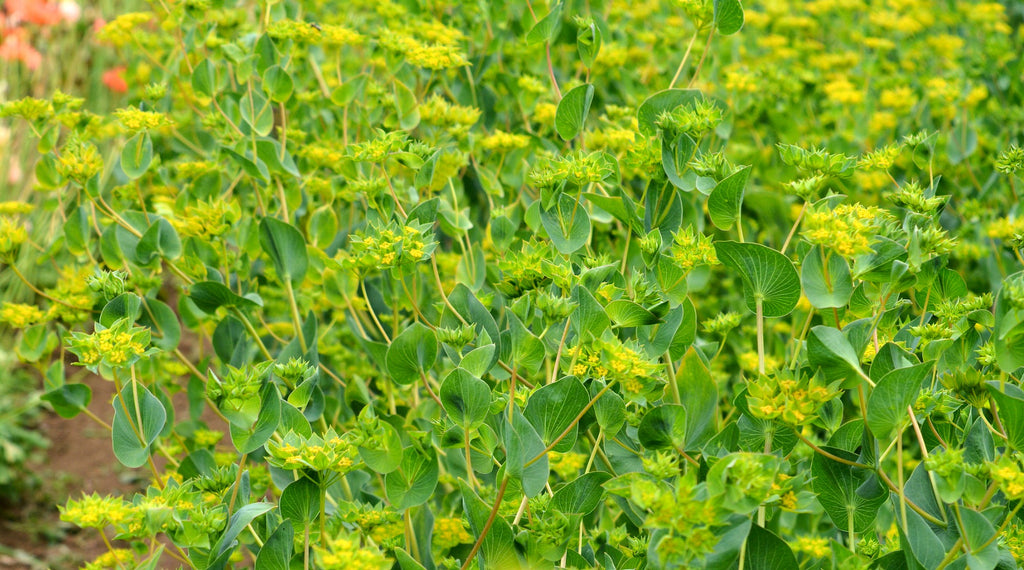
592,380,626,436
540,193,591,254
576,20,602,68
385,447,439,509
866,362,931,441
801,245,854,309
459,344,495,377
358,420,404,474
662,133,697,190
330,74,367,106
606,299,660,327
743,526,798,570
386,322,438,385
138,298,181,352
714,241,800,318
959,507,1000,570
555,83,595,141
637,89,704,136
637,404,687,450
524,376,590,453
280,478,319,525
42,384,91,419
229,383,281,454
100,293,142,327
504,409,549,497
240,90,274,137
189,281,261,314
192,59,218,97
259,217,309,285
526,2,562,44
807,325,864,384
552,472,612,514
714,0,745,35
121,131,153,179
440,368,491,428
254,521,293,570
987,382,1024,452
393,79,420,130
261,65,293,103
111,382,167,468
213,503,275,558
677,347,718,449
136,218,182,263
508,312,546,374
707,165,751,230
811,446,887,533
994,271,1024,373
459,480,520,568
395,548,428,570
571,285,610,340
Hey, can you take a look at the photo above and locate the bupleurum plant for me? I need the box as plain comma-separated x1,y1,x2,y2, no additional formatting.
2,0,1024,568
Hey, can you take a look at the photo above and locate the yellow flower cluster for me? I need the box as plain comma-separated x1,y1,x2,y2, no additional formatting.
380,33,468,70
586,127,636,154
432,517,473,551
313,533,390,570
0,96,53,122
791,536,831,558
549,451,587,480
0,302,45,328
114,106,173,133
83,549,135,570
0,201,34,215
66,318,150,369
737,351,782,374
988,457,1024,500
299,143,347,169
56,138,104,184
60,493,135,529
565,337,659,396
267,20,364,46
670,227,718,272
97,12,153,47
802,203,892,258
479,130,530,153
419,95,480,136
44,268,95,324
0,216,27,256
341,222,434,272
823,76,863,105
172,199,239,239
267,429,360,473
986,217,1024,241
747,371,839,425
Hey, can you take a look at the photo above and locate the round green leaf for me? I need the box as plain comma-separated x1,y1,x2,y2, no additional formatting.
112,382,167,468
865,361,931,441
707,165,751,231
637,89,704,136
121,131,153,180
555,83,595,141
714,241,800,318
524,376,590,453
386,322,438,385
638,404,687,450
259,217,309,285
714,0,745,35
42,383,92,419
801,245,853,309
385,447,439,509
440,368,492,428
281,478,319,525
540,193,592,254
262,65,294,103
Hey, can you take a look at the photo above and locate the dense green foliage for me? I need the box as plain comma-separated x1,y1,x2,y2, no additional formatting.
3,0,1024,568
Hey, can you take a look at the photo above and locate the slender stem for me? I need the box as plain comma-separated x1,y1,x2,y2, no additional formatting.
460,476,510,570
284,278,307,353
669,28,700,88
756,297,765,375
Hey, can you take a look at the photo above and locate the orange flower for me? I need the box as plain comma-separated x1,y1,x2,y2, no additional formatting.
0,29,42,70
4,0,63,26
102,66,127,93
